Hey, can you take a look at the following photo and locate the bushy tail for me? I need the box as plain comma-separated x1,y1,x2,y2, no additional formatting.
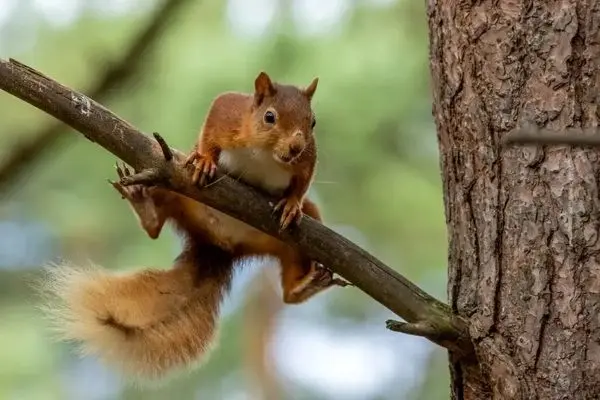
35,246,234,383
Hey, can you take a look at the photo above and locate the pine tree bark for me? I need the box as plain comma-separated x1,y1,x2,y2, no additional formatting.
428,1,600,399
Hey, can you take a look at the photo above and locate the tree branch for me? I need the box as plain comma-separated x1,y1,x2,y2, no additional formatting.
0,58,475,358
503,127,600,147
0,0,191,196
385,319,438,337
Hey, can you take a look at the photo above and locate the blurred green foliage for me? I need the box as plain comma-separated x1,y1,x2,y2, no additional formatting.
0,0,450,399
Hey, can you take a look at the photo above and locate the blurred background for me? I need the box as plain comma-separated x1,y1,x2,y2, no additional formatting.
0,0,449,399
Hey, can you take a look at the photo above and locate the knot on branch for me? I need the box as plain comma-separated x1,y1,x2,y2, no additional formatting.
153,132,173,161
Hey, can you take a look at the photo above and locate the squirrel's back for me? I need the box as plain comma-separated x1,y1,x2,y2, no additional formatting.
37,241,234,382
202,92,253,142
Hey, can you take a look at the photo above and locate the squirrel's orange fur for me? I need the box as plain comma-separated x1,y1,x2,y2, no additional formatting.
37,72,349,382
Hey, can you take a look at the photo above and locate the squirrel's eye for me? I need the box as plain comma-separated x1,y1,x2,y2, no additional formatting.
311,118,316,129
264,111,276,124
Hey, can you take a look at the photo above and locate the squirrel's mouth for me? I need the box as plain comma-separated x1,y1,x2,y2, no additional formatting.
273,153,295,164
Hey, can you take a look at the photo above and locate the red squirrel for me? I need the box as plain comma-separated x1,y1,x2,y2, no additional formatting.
39,72,349,382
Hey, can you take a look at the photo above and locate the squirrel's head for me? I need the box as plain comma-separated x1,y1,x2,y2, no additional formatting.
249,71,318,165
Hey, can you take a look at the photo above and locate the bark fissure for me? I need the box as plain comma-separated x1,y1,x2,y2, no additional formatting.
465,180,482,318
449,357,465,400
492,193,508,331
569,4,585,127
533,249,554,372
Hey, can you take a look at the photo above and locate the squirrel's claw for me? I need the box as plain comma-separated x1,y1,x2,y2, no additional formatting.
185,146,217,187
332,277,352,287
190,156,218,186
310,263,352,288
110,163,147,202
111,162,131,198
184,146,199,166
110,179,127,199
309,262,352,287
274,197,302,230
185,146,217,186
115,162,130,179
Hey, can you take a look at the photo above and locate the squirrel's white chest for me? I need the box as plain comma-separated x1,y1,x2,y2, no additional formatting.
218,148,292,194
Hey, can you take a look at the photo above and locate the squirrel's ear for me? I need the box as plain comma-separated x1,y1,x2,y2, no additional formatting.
254,71,276,105
303,77,319,101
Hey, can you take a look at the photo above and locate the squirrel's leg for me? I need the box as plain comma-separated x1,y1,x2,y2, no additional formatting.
279,199,350,304
110,163,168,240
279,252,349,304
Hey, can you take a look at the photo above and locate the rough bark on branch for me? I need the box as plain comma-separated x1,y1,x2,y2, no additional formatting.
0,58,475,358
0,0,190,196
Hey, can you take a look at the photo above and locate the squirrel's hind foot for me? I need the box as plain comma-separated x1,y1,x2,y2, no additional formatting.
284,262,351,304
110,163,150,202
109,163,164,239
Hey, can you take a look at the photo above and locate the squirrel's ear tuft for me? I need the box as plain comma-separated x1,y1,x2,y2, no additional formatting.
304,77,319,101
254,71,276,105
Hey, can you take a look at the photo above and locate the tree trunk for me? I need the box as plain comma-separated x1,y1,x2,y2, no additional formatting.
428,1,600,399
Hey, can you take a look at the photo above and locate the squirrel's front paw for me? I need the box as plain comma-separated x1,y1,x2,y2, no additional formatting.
185,150,218,186
110,163,149,202
274,196,302,230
